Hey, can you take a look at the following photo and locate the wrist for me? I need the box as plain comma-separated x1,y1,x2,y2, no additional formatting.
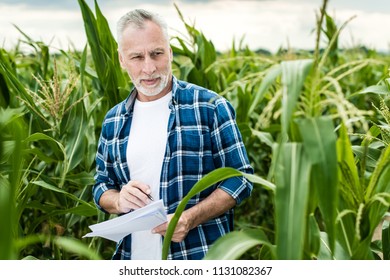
112,191,122,214
182,207,199,231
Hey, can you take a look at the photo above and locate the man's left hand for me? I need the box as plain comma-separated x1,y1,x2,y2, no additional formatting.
152,213,191,243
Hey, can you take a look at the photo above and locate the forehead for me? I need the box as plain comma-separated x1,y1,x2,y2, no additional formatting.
120,20,169,52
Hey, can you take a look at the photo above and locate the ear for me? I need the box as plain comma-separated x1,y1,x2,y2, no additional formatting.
169,47,173,62
118,49,126,69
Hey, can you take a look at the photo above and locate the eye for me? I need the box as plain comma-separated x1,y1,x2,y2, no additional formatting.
151,50,164,58
129,54,143,60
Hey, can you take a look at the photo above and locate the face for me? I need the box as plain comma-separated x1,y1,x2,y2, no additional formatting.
118,20,173,101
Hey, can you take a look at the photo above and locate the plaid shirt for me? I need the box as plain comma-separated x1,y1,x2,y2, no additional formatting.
92,76,253,260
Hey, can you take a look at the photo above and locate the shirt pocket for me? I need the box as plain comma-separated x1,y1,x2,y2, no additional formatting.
179,131,214,176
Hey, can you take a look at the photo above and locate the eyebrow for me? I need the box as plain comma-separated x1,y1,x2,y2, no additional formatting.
128,48,166,57
151,48,165,53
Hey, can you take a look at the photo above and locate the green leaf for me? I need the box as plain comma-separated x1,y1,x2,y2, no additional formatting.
0,111,26,259
274,143,311,259
352,146,382,171
244,173,276,193
359,85,389,95
65,171,95,186
365,145,390,199
24,132,66,162
297,117,338,254
0,52,41,119
64,103,87,172
204,229,274,260
78,0,125,107
53,236,102,260
251,129,274,148
337,123,362,204
78,0,104,76
281,59,313,138
31,180,94,209
305,214,321,258
317,232,350,260
248,64,281,115
336,123,362,256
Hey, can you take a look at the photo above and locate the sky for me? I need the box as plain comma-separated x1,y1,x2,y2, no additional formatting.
0,0,389,53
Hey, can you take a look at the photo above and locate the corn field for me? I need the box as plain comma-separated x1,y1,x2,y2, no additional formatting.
1,0,389,260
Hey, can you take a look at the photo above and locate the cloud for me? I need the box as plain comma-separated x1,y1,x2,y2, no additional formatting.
0,2,84,50
1,0,389,53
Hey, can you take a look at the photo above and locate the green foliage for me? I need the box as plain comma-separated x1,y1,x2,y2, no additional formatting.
0,0,389,260
171,3,218,91
0,107,26,259
78,0,129,108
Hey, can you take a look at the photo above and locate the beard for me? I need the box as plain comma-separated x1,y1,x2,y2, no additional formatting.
132,72,170,97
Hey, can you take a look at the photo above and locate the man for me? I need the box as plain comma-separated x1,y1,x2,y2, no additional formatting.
92,9,253,260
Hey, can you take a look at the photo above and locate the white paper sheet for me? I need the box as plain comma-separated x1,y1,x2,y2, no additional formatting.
83,199,167,242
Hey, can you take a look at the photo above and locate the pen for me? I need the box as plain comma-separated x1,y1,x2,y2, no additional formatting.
121,184,154,201
144,191,154,201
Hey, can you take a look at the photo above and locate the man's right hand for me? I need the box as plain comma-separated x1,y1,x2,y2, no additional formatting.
99,180,153,214
116,180,153,213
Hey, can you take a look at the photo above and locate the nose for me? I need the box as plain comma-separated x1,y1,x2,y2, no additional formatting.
142,56,157,75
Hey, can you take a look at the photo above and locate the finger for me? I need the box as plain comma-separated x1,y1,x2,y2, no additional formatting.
124,181,153,203
152,214,172,234
128,180,151,195
152,222,168,235
119,187,147,210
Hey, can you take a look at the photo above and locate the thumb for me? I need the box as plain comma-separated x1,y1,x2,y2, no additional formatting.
152,221,168,234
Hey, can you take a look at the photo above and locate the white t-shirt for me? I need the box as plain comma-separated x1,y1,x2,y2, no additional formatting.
126,92,171,260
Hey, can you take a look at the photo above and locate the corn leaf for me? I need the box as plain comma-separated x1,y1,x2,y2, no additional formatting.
317,232,350,260
352,146,382,171
336,123,360,256
0,111,26,259
53,237,102,260
281,59,313,138
78,0,126,107
359,85,389,95
248,64,281,115
274,143,311,259
305,213,321,258
204,228,274,260
365,145,390,199
32,180,95,210
298,117,338,255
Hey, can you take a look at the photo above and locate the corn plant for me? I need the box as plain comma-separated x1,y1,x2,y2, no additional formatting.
0,23,106,259
0,107,25,259
1,0,389,260
78,0,129,109
162,0,390,260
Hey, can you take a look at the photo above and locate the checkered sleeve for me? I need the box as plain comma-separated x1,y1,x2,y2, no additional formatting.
92,115,120,212
211,96,253,205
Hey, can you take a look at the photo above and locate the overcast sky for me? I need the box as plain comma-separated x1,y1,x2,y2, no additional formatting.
1,0,389,53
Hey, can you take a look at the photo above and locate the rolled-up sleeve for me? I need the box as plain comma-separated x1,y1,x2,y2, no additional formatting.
92,119,119,212
211,97,253,204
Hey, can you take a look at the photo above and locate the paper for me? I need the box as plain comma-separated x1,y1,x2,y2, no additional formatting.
83,199,167,242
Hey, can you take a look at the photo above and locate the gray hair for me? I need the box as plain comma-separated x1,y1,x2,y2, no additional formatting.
116,9,169,47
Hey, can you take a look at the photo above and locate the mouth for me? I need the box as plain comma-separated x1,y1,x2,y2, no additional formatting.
140,77,160,87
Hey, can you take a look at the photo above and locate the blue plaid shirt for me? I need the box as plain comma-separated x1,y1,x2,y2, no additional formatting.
92,76,253,260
